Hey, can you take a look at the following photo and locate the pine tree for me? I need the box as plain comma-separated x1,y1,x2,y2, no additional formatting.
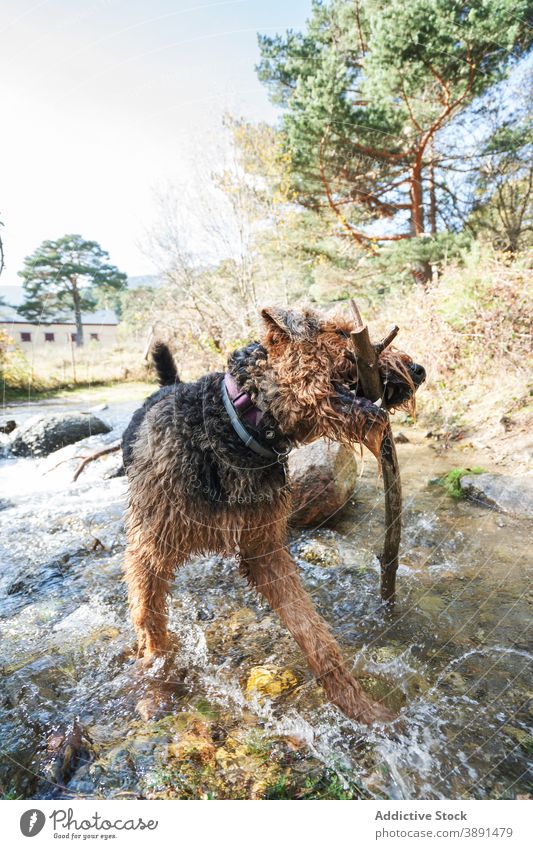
18,235,127,346
257,0,533,279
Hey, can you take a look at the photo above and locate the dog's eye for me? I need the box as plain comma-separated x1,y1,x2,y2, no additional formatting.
335,329,350,338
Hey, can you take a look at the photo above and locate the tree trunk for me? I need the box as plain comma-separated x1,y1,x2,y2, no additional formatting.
72,285,84,347
410,161,432,285
410,160,425,236
428,138,437,236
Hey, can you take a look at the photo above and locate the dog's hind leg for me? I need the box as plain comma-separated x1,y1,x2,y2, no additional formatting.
239,529,392,724
124,532,180,660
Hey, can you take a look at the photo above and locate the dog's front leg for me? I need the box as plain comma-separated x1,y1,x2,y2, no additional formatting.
239,537,392,724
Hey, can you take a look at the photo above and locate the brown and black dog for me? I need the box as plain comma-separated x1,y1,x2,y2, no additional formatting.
122,306,425,723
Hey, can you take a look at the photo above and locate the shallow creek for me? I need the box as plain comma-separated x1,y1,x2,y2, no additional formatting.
0,392,531,799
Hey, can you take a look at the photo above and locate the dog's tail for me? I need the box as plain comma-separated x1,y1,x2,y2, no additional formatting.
152,342,180,386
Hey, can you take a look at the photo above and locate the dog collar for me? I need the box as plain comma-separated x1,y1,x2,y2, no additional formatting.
221,375,291,461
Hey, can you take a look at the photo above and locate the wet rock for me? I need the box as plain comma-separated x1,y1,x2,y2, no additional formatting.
39,721,94,790
359,676,406,714
246,665,298,698
103,461,125,479
460,473,533,518
6,578,26,595
368,644,404,664
168,719,216,765
298,538,341,567
227,608,256,635
9,412,111,457
443,670,468,693
288,439,357,528
0,419,17,434
418,594,447,617
502,726,533,754
135,678,188,720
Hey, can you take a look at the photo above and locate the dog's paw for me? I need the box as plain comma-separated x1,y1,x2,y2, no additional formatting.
334,680,397,726
365,700,396,725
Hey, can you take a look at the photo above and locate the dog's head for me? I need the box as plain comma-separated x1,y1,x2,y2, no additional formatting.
254,305,425,452
320,312,426,413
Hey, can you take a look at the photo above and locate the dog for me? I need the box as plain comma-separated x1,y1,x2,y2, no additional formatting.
122,306,425,724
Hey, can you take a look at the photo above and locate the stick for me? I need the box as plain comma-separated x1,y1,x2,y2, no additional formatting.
379,431,402,604
73,442,121,482
349,300,402,605
375,325,399,354
349,300,383,404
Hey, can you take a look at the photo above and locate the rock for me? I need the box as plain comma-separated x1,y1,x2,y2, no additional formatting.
359,675,406,713
502,726,533,754
288,439,357,528
0,419,17,434
460,473,533,518
168,720,216,765
418,594,447,617
246,665,297,698
298,538,341,567
394,431,410,444
104,462,125,479
9,412,111,457
39,721,94,788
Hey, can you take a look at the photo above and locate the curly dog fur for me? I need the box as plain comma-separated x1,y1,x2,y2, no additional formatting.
122,305,425,724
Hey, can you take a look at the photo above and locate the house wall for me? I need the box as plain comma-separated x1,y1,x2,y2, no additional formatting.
0,321,117,349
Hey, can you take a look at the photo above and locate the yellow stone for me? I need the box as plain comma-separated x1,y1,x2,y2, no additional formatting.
246,665,297,698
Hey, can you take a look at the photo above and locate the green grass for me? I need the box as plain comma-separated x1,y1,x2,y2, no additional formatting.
264,769,369,800
437,467,485,500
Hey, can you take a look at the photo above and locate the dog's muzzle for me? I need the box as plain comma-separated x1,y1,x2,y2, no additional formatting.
382,360,426,408
409,362,426,387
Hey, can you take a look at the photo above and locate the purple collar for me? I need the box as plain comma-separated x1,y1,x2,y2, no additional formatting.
222,373,292,462
223,373,264,428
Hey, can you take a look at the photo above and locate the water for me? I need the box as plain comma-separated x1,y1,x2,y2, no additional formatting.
1,393,531,799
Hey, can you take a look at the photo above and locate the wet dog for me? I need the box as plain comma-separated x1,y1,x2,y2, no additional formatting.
122,306,425,723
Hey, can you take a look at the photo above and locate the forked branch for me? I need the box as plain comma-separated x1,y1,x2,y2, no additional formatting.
349,300,402,604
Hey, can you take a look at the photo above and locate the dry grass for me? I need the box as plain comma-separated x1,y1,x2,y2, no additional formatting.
1,335,151,399
368,250,532,437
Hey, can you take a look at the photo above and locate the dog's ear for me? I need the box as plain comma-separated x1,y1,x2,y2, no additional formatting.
261,307,317,341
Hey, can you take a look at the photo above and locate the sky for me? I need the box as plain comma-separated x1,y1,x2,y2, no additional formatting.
0,0,312,282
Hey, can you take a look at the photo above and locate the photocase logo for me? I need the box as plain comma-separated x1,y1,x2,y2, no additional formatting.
20,809,46,837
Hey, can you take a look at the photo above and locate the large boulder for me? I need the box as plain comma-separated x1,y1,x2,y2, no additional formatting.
9,412,111,458
288,439,358,528
460,473,533,518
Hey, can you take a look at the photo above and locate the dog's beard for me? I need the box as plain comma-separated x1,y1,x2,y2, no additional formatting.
342,348,422,416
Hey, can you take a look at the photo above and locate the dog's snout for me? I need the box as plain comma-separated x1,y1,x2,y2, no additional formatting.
409,362,426,385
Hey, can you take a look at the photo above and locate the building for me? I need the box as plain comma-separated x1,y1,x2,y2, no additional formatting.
0,301,118,349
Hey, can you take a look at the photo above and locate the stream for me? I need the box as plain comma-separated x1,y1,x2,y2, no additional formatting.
1,390,532,800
